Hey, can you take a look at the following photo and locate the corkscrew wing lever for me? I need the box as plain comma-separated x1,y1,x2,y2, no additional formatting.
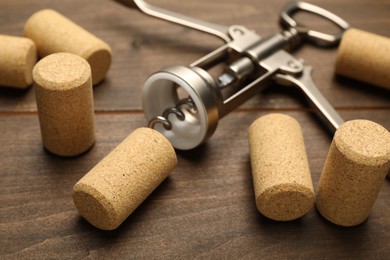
112,0,231,42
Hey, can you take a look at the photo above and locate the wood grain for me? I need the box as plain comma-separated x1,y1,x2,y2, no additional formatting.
0,0,389,258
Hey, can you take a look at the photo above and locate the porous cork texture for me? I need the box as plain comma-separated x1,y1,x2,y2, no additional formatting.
0,34,37,88
73,127,177,230
316,120,390,227
248,114,315,221
335,28,390,89
33,52,95,157
24,9,111,85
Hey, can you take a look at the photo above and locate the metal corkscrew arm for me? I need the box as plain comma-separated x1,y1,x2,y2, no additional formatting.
113,0,350,150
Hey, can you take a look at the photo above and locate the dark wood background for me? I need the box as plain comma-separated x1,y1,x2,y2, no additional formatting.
1,0,389,258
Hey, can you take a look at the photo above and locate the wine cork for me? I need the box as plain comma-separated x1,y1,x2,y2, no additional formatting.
73,127,177,230
316,120,390,227
335,28,390,89
248,114,314,221
24,9,111,85
33,52,95,157
0,34,37,88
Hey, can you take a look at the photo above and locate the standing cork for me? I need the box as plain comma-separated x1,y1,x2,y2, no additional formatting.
33,52,95,157
335,28,390,89
316,120,390,227
24,9,111,85
248,114,314,221
73,127,177,230
0,35,37,88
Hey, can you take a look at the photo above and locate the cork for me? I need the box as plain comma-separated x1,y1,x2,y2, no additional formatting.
24,9,111,85
73,127,177,230
0,34,37,88
33,52,95,157
335,28,390,89
248,114,315,221
316,120,390,227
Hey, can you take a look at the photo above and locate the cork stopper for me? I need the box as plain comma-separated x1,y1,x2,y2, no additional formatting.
248,114,315,221
335,28,390,90
0,34,37,88
33,52,95,157
73,127,177,230
316,120,390,227
24,9,111,85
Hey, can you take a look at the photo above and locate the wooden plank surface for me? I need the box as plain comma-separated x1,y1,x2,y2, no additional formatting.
1,0,389,258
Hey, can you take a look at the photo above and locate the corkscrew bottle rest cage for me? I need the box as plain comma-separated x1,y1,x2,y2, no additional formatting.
113,0,350,150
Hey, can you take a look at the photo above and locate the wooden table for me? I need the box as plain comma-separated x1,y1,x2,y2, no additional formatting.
1,0,389,258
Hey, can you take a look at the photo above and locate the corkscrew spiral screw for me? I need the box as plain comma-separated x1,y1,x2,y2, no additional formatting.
148,98,197,130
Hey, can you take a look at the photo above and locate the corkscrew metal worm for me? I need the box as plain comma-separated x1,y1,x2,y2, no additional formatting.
113,0,350,150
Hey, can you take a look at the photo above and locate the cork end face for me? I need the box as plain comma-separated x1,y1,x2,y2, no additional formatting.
23,9,59,58
24,9,58,27
73,183,120,230
335,120,390,166
85,47,112,85
23,39,38,87
0,35,37,88
256,183,315,221
335,28,390,89
334,28,356,76
24,9,55,35
137,127,178,165
249,113,300,135
33,52,91,91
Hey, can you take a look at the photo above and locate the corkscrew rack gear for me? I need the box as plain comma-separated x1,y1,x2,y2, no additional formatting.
113,0,350,150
